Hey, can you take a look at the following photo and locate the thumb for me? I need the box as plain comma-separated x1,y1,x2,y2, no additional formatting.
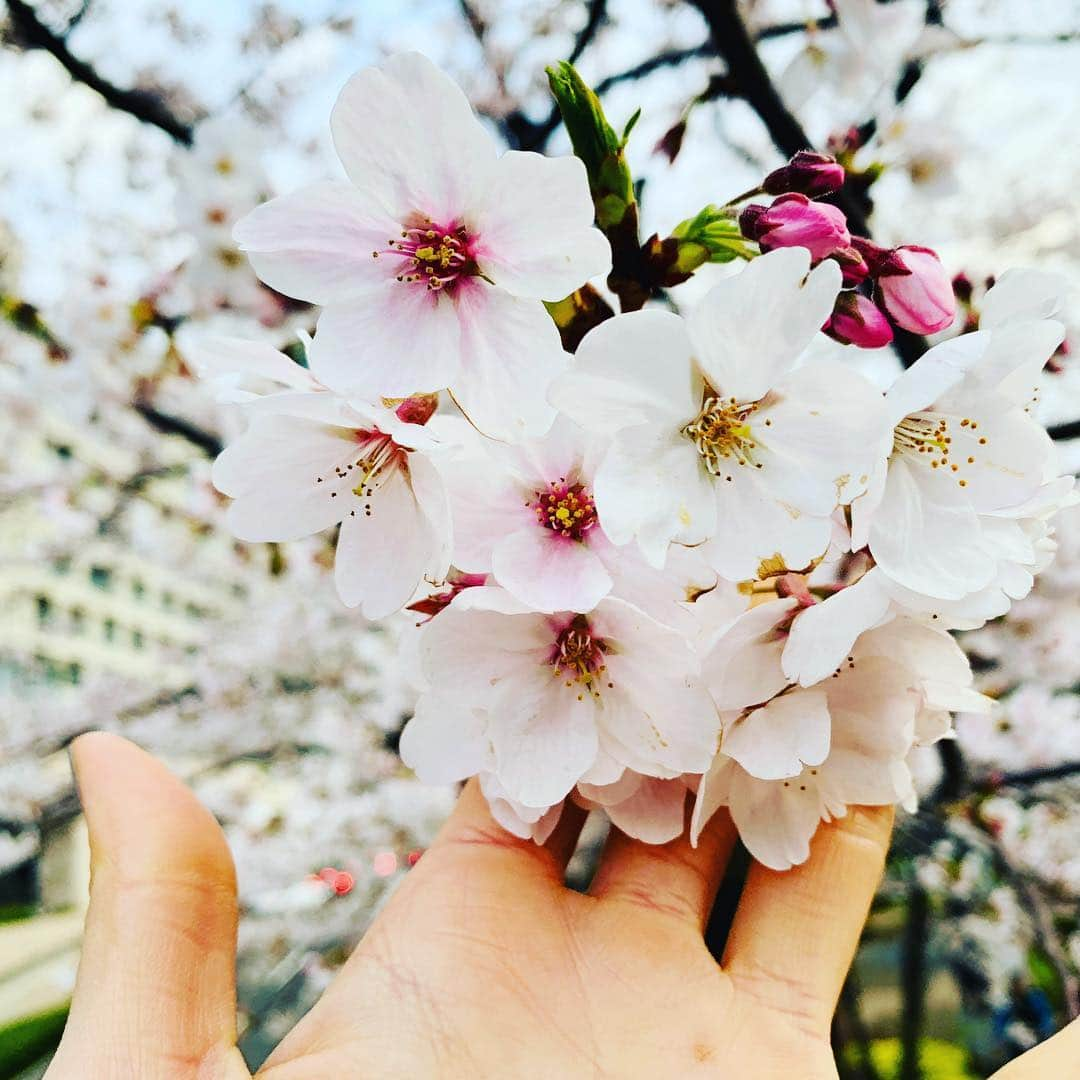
46,732,249,1079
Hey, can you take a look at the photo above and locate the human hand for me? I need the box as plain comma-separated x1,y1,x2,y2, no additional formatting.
46,733,1078,1079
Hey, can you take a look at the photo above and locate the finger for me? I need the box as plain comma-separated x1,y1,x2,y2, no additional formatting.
991,1016,1080,1078
722,805,893,1032
589,802,740,931
426,779,588,880
46,732,249,1080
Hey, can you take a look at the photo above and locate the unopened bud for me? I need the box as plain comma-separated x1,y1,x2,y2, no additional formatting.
874,245,955,334
740,193,851,262
388,392,440,426
831,245,869,286
763,151,846,198
824,291,894,349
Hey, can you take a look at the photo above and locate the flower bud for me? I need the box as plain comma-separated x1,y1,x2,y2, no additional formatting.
862,243,956,335
824,291,894,349
389,392,440,426
762,151,846,198
740,193,851,262
831,245,869,286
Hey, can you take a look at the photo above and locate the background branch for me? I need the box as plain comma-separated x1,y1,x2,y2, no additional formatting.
5,0,194,145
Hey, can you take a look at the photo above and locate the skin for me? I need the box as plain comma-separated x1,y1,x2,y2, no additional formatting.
46,732,1078,1079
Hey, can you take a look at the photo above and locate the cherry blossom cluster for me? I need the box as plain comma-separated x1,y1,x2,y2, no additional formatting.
195,53,1075,870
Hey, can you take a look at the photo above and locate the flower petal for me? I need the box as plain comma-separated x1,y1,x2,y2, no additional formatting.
492,527,613,613
470,150,611,299
399,695,492,783
721,689,831,781
333,466,439,617
489,678,600,808
310,282,464,399
606,777,688,844
233,181,398,304
451,285,566,441
549,309,700,434
688,249,840,402
330,52,497,223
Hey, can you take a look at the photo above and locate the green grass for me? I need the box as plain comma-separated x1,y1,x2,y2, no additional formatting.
0,1002,69,1080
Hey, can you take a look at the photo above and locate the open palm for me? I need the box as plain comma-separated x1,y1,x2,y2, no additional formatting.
47,734,1075,1078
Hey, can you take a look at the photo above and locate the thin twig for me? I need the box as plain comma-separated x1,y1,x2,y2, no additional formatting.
133,399,223,457
568,0,608,65
899,884,929,1080
6,0,194,145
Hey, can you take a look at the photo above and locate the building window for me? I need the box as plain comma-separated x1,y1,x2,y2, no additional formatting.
132,629,145,649
162,591,175,610
103,618,116,642
90,565,112,589
35,595,51,625
71,607,86,634
132,580,146,600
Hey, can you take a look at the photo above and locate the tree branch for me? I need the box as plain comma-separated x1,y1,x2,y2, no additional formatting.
1048,418,1080,441
133,399,223,457
5,0,194,145
568,0,608,65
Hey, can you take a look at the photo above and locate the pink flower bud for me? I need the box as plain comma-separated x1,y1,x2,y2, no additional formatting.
824,292,894,349
390,392,440,426
871,244,956,335
740,193,851,262
832,245,869,286
763,151,846,198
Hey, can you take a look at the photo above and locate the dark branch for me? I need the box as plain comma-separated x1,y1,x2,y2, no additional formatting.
133,399,223,457
975,760,1080,791
6,0,193,145
504,44,712,152
755,13,838,41
568,0,608,65
1048,418,1080,441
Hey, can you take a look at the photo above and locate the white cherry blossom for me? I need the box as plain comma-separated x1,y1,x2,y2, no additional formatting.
232,52,610,441
206,373,450,618
550,248,891,578
399,589,718,813
692,617,988,869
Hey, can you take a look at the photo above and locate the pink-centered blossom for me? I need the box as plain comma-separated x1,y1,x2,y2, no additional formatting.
231,53,611,442
551,248,891,580
439,416,655,613
192,337,450,618
399,590,718,811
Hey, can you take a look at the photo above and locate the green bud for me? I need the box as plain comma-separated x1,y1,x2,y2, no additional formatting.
546,61,636,232
670,205,758,270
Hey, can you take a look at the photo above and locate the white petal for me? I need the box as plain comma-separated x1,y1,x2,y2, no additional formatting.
782,570,894,687
689,754,738,845
420,605,548,703
688,250,841,403
884,332,989,423
187,336,322,392
702,598,796,710
451,285,565,440
333,467,440,617
492,527,612,613
310,283,463,399
399,695,492,783
755,361,890,514
868,456,997,598
595,424,716,567
721,689,830,781
330,52,497,223
606,777,688,844
549,309,700,434
979,268,1068,329
470,151,611,300
489,678,599,808
703,471,834,581
213,415,357,541
233,182,398,303
728,767,825,870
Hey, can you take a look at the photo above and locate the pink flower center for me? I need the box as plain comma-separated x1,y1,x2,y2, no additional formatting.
550,617,611,701
373,217,479,294
315,430,406,520
531,480,598,542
